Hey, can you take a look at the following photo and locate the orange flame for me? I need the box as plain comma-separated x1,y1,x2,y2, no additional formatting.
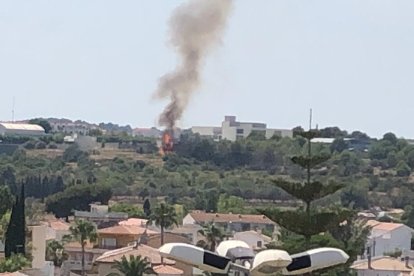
160,131,173,155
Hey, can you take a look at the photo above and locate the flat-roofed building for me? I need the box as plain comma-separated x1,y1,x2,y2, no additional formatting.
191,116,293,142
0,123,45,136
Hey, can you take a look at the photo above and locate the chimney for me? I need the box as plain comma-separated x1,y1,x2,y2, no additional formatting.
137,230,149,245
31,225,46,269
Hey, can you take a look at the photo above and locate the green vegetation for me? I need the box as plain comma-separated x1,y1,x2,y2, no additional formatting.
45,183,112,220
107,255,155,276
0,128,414,216
0,126,414,273
196,222,225,251
28,118,52,133
5,185,26,257
46,240,68,266
0,253,30,273
262,129,370,274
110,202,146,218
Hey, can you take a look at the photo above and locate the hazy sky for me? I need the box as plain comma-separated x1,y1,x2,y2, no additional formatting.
0,1,413,138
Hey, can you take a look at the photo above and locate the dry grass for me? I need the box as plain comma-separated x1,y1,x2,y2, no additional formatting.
26,148,164,167
90,149,164,167
26,149,64,159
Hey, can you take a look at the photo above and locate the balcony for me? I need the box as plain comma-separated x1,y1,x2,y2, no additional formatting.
61,260,94,272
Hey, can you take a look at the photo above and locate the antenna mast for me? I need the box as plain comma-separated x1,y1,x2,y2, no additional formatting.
309,108,312,131
12,97,15,122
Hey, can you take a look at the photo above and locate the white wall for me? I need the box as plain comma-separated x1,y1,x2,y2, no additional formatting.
221,120,237,141
182,214,196,225
233,232,265,249
191,127,217,136
31,225,46,269
55,229,71,241
370,226,412,257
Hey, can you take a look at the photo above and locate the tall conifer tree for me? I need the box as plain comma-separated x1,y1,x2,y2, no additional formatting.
261,127,349,268
5,184,25,257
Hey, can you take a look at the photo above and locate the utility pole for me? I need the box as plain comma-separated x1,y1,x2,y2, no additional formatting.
12,96,15,122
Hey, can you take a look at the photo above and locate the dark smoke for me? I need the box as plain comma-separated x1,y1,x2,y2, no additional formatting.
154,0,233,129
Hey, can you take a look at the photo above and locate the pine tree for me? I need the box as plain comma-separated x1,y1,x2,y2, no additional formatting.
143,198,151,218
261,130,362,276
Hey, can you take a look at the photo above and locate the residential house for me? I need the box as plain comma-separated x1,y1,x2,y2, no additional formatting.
169,224,203,244
351,256,412,276
183,211,276,233
97,225,157,249
363,221,414,258
94,242,182,276
144,233,193,275
73,203,128,229
133,127,162,138
145,232,192,249
152,265,184,276
233,230,273,250
42,218,70,241
63,240,107,276
118,218,148,227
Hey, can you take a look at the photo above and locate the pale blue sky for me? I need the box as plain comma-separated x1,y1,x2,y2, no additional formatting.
0,1,413,138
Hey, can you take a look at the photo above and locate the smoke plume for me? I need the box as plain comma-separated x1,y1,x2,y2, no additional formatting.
154,0,233,129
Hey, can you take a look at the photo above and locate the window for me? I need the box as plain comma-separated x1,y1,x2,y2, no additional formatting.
242,223,250,231
257,241,262,248
236,129,244,134
102,238,116,248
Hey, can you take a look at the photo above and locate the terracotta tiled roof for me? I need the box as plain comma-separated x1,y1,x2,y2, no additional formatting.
351,257,411,272
98,225,157,236
234,230,272,243
153,265,183,275
95,244,174,265
366,220,405,231
48,220,70,231
188,211,275,225
0,272,28,276
118,218,148,226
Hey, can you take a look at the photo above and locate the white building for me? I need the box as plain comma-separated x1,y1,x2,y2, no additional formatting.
50,122,100,135
42,219,71,241
190,126,222,141
351,256,412,276
233,230,272,250
191,116,293,142
29,225,55,276
364,221,414,258
74,203,128,228
0,123,45,136
183,211,276,233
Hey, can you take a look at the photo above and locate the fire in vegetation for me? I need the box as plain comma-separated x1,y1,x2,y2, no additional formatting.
160,130,174,155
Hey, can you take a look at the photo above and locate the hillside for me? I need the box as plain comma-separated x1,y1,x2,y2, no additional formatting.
1,130,414,214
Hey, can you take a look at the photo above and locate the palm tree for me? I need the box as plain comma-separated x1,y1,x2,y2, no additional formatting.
46,240,67,266
107,255,155,276
147,203,178,246
69,219,97,276
196,222,224,252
